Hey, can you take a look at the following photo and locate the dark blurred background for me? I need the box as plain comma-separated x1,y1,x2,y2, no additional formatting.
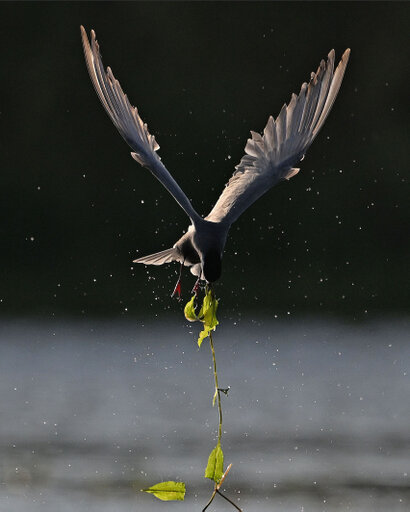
0,1,408,319
1,5,409,511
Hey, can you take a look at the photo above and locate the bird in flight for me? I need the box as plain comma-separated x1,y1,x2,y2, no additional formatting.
81,26,350,298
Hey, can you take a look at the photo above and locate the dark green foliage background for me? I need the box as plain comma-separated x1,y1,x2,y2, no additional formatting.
0,2,408,318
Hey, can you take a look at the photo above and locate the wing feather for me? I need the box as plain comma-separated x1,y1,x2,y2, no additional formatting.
81,26,200,223
206,49,350,225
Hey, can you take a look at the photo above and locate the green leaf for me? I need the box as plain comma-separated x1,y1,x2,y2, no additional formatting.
202,292,219,330
197,290,219,347
204,442,224,483
197,289,212,319
197,324,211,347
142,481,186,501
185,289,219,347
184,295,198,322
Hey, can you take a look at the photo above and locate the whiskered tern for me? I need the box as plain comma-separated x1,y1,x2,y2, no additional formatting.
81,26,350,297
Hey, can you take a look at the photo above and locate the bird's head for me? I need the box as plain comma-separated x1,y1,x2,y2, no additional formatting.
202,249,222,283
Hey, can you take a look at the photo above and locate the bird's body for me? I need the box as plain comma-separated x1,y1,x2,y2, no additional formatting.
142,219,229,282
81,26,350,287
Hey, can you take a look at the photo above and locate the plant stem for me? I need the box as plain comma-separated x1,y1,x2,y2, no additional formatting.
209,330,222,443
201,487,217,512
216,489,243,511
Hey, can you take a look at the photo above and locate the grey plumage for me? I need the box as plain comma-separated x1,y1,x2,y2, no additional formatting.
81,26,350,284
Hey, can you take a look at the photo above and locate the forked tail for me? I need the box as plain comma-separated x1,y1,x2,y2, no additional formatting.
133,248,180,266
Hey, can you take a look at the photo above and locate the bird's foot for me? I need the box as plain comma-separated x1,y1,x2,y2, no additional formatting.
191,278,201,296
171,262,184,300
171,279,182,301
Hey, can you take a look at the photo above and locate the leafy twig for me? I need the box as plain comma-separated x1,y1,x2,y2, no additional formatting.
144,287,242,509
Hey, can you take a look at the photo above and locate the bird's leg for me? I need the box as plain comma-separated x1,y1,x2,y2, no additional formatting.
191,276,201,296
171,261,184,300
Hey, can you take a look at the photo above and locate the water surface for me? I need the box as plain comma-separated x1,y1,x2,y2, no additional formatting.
0,317,409,511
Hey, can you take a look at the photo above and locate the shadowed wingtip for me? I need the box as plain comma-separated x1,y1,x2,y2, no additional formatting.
80,26,91,52
80,25,87,41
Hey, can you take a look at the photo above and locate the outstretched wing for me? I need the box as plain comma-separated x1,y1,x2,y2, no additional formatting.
206,49,350,225
81,26,200,223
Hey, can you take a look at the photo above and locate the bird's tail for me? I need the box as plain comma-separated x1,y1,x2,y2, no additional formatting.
133,248,180,266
